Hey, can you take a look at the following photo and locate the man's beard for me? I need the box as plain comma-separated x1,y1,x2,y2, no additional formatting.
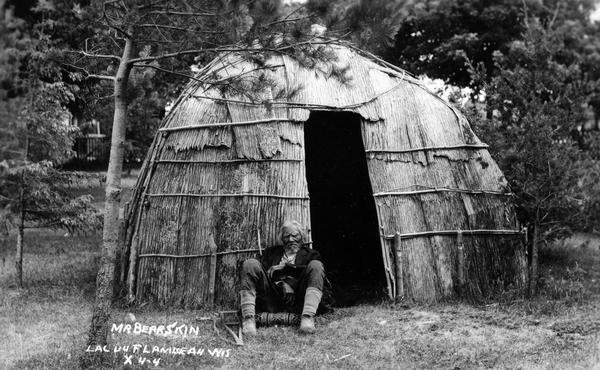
284,243,300,254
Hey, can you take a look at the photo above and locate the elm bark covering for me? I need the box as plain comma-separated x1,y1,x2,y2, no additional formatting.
125,45,528,307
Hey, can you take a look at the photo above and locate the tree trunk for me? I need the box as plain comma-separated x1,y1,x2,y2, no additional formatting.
529,221,540,296
15,191,24,288
86,36,134,347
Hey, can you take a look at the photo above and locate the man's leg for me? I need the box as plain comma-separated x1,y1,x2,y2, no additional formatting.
240,259,260,335
298,260,325,334
239,258,281,335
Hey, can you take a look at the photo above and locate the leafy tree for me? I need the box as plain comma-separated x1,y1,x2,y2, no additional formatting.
467,17,600,294
0,3,102,288
389,0,597,91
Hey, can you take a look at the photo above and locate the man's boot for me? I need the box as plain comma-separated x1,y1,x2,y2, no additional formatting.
240,290,257,336
299,287,322,334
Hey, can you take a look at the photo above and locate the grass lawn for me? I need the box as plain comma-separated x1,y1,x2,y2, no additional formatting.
1,173,599,369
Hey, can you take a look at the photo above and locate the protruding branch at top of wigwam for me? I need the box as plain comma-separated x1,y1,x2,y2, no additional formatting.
192,34,349,109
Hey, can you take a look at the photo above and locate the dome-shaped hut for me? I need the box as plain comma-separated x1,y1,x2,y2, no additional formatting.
123,42,528,308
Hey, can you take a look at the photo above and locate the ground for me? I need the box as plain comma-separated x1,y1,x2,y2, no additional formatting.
1,173,599,369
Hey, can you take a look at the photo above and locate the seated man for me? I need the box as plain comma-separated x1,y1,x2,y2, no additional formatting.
239,220,330,335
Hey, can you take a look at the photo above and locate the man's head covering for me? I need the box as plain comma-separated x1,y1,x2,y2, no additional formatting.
278,220,306,245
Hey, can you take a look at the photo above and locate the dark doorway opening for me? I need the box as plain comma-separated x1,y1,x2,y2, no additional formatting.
304,111,387,306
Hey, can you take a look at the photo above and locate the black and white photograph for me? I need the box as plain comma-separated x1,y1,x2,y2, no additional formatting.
1,0,599,368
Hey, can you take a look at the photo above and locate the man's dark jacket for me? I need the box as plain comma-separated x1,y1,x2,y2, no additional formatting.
259,245,322,270
258,245,333,314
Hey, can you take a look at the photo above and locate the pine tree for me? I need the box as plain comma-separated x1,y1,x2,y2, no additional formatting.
56,0,342,350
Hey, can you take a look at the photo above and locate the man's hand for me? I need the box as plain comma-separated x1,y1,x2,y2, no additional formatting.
280,281,295,306
267,263,285,278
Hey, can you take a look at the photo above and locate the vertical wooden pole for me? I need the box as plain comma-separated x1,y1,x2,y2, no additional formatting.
115,207,125,281
126,131,166,302
457,231,465,294
208,234,218,306
529,223,539,296
393,232,404,301
119,203,129,285
15,137,28,289
256,210,262,255
127,198,145,301
257,227,262,256
302,120,314,249
374,201,394,299
15,195,24,289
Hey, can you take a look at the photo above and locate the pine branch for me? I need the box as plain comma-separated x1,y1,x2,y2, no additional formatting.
135,23,224,34
128,46,241,63
118,0,129,13
275,38,338,52
94,94,116,101
131,64,227,85
145,10,223,17
65,50,121,61
127,39,338,64
86,74,115,81
278,4,306,21
135,23,190,31
102,2,132,39
213,64,285,83
133,62,285,87
60,62,116,83
266,16,312,28
103,0,121,6
131,38,186,44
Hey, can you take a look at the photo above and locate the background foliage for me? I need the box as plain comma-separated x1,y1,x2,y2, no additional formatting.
470,17,600,235
1,0,599,284
0,1,101,235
